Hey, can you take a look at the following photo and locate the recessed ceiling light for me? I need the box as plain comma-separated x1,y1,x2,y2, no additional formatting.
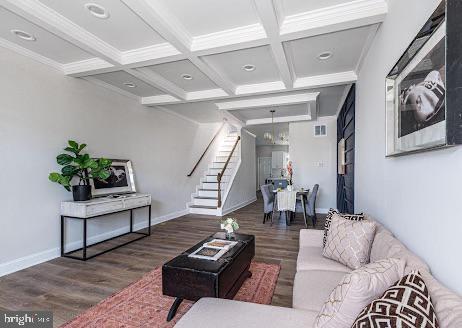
84,3,110,19
181,74,193,80
11,29,36,41
318,51,333,60
123,82,136,88
242,64,256,72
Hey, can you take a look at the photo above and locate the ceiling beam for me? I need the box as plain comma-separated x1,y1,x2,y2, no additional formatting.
246,114,312,126
253,0,293,89
128,67,186,100
121,0,235,95
216,92,319,111
280,0,388,41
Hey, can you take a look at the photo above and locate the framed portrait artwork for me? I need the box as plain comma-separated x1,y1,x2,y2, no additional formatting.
90,159,137,196
385,0,462,156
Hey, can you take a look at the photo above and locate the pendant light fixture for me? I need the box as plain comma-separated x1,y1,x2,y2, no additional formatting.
264,110,276,144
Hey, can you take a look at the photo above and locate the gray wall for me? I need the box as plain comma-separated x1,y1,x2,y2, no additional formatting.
356,0,462,294
256,145,289,158
289,117,337,212
0,46,220,274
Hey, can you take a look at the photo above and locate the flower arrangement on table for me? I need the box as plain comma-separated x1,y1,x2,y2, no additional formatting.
220,218,239,239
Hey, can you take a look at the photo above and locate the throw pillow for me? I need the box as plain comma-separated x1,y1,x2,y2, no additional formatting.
352,271,439,328
323,208,365,247
322,213,376,270
315,258,406,328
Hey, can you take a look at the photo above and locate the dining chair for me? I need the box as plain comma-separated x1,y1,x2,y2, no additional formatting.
306,184,319,226
261,184,274,224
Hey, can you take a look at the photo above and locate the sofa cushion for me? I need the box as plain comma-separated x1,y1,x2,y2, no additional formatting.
352,271,439,328
323,214,376,270
421,270,462,328
323,209,365,247
297,246,351,273
174,298,318,328
370,231,429,274
293,270,346,312
299,229,324,248
314,258,406,328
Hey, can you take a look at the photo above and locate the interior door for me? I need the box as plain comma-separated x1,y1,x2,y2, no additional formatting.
258,157,272,190
337,85,356,213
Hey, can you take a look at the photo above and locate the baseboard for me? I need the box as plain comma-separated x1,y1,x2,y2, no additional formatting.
220,197,257,216
316,208,329,214
0,208,189,278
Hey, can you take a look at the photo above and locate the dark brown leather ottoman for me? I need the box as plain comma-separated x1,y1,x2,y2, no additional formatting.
162,232,255,321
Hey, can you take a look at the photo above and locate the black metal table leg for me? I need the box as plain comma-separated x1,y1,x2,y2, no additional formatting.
61,216,65,256
148,205,151,235
130,209,133,233
167,298,183,322
83,218,87,260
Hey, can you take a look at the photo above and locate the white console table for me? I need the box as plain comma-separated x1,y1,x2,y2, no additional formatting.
60,193,151,261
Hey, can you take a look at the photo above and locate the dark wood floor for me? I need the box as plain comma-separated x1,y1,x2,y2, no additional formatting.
0,194,325,327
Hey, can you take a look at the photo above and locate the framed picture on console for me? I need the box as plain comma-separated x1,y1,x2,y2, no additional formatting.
385,0,462,156
90,159,136,196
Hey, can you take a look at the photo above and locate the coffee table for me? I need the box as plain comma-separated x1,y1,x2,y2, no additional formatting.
162,232,255,321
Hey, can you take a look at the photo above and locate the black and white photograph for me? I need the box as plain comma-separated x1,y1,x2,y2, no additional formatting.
398,38,446,138
90,159,136,196
94,165,129,189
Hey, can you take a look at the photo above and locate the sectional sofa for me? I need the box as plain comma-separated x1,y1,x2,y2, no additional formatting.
175,221,462,328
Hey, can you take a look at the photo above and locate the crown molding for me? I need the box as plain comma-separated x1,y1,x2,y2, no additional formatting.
82,76,141,101
294,71,357,89
280,0,387,40
246,114,312,125
1,0,121,64
121,42,182,65
191,24,267,52
153,105,201,125
62,58,113,76
216,92,319,111
0,37,62,72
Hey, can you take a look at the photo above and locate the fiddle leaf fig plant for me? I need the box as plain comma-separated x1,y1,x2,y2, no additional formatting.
49,140,112,191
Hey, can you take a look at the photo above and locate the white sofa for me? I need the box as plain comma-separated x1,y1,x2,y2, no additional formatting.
175,222,462,328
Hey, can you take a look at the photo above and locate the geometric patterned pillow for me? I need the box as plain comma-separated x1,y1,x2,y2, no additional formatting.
314,258,406,328
322,214,376,270
352,271,439,328
323,208,365,248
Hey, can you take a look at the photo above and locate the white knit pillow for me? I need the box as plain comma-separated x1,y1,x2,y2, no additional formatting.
315,258,406,328
323,213,376,270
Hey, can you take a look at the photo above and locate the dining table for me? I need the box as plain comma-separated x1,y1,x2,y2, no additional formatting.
272,189,310,227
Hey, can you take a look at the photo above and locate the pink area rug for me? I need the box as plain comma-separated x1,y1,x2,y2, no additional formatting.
61,262,280,328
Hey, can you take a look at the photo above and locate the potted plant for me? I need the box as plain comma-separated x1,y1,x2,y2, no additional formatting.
220,218,239,240
49,140,112,201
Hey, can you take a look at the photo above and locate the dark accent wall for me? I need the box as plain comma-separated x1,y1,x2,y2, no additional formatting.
337,85,356,213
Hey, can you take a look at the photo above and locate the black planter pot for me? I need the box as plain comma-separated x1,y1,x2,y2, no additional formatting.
72,185,92,201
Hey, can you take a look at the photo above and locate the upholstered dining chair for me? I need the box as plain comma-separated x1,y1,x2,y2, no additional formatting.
261,184,274,224
306,184,319,226
295,184,319,227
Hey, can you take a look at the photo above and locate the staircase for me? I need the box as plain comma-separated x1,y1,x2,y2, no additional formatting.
188,131,241,216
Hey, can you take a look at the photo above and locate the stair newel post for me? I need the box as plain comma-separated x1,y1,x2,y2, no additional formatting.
217,172,222,208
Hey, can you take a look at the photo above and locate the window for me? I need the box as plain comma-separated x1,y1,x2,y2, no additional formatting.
314,124,327,137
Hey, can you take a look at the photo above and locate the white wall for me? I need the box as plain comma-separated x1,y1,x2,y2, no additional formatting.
0,47,220,275
356,0,462,295
289,117,337,212
223,129,257,214
256,145,289,158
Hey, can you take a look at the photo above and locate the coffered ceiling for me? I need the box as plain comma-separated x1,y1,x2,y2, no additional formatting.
0,0,388,124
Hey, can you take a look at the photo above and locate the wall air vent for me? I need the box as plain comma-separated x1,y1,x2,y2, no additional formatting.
314,124,327,137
